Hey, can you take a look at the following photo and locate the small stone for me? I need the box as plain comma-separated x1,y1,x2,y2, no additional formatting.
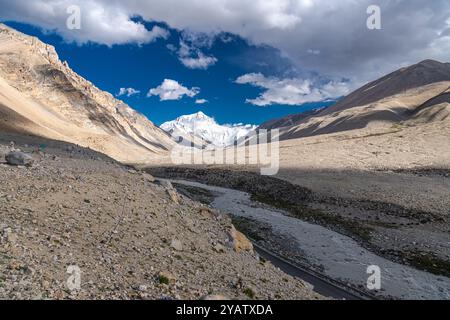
42,280,51,290
199,207,216,219
8,260,23,270
171,239,183,251
142,173,155,182
213,243,225,253
138,285,147,292
3,228,17,243
7,232,18,244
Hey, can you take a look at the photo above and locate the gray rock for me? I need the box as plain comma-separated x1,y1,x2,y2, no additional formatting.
138,285,147,292
142,173,155,183
5,151,34,166
170,239,183,251
2,228,17,243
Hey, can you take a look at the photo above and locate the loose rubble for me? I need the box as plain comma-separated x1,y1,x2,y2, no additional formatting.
0,136,320,300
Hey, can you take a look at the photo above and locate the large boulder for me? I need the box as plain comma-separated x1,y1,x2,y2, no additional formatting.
228,226,254,253
5,151,34,166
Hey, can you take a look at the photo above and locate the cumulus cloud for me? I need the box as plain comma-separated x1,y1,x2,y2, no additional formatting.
117,87,140,97
195,99,208,104
0,0,169,46
166,32,218,69
175,40,217,70
1,0,449,84
179,51,218,70
148,79,200,101
236,73,350,106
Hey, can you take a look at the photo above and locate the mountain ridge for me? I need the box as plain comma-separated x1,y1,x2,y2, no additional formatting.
258,59,450,141
0,23,174,163
324,59,450,115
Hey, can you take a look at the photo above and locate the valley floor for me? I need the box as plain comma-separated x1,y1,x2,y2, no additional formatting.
275,121,450,215
144,122,450,299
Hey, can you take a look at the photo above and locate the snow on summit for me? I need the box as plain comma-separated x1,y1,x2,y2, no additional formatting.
161,112,257,147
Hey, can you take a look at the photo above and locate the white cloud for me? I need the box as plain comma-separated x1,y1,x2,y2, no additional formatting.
195,99,208,104
236,73,350,106
148,79,200,101
179,53,218,70
0,0,170,46
1,0,449,82
176,41,217,70
117,87,140,97
166,43,177,52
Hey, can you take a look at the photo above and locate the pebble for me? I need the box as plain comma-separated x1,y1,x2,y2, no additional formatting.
170,239,183,251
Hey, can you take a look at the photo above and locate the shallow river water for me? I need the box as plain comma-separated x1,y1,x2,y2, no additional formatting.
171,179,450,300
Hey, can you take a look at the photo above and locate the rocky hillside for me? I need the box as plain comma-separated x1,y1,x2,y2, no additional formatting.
0,23,174,163
0,133,319,300
261,60,450,140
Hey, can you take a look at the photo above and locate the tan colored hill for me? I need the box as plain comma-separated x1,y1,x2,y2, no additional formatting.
0,23,174,163
260,60,450,140
327,60,450,114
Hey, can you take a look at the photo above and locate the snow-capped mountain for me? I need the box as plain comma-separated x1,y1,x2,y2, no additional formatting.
161,111,257,147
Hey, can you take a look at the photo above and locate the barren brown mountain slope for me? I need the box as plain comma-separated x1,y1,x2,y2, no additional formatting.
0,23,174,163
260,60,450,140
327,60,450,114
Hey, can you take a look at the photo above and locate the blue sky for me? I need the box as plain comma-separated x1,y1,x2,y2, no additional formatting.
4,21,335,126
1,1,449,126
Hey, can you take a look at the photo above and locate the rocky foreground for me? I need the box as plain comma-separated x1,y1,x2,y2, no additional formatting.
0,133,320,300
